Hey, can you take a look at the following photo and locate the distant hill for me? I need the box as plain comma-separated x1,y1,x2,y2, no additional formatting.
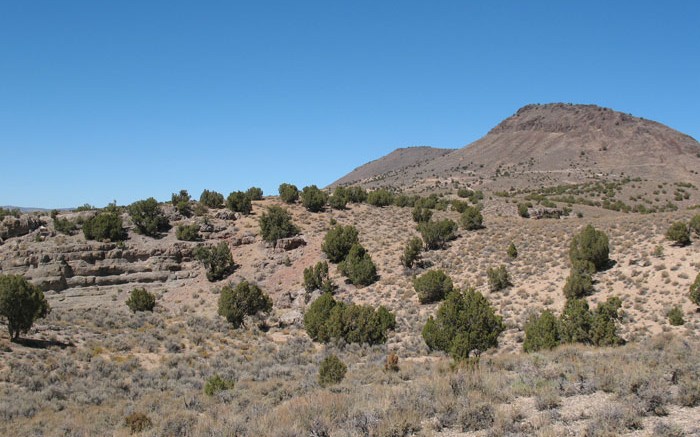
332,103,700,192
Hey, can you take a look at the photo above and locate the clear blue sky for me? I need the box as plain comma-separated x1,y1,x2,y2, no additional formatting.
1,1,698,208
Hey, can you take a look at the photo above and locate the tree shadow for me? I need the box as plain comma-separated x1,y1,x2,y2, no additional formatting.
599,259,617,272
13,337,74,349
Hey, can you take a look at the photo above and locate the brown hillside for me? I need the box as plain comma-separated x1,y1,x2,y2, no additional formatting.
336,103,700,192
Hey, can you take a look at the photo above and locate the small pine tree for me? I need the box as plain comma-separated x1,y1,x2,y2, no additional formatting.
563,262,595,299
321,225,359,263
259,206,299,243
487,265,511,291
590,297,624,346
278,183,299,204
300,185,328,212
507,242,518,259
690,273,700,307
413,270,453,304
171,190,192,216
204,374,235,395
460,206,484,230
0,275,50,341
400,237,423,269
176,224,200,241
523,310,561,352
666,221,691,246
125,288,156,312
246,187,263,201
128,198,170,237
199,189,224,208
318,355,347,387
412,206,433,223
338,244,377,286
195,242,236,282
667,306,685,326
517,203,531,218
418,219,458,250
366,189,394,207
569,224,610,272
689,214,700,236
345,186,368,203
559,298,593,344
303,261,335,293
217,281,272,328
83,204,127,241
226,191,252,215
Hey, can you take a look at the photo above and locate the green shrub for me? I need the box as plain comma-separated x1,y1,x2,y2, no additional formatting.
507,242,518,259
690,214,700,236
53,217,77,235
569,224,610,271
345,186,367,203
487,265,511,291
328,188,348,210
338,243,377,286
217,281,272,328
690,273,700,307
246,186,263,201
128,198,170,237
176,224,200,241
517,202,531,218
451,200,470,213
559,298,593,344
171,189,192,216
394,194,417,207
590,296,624,346
412,206,433,223
400,236,423,269
460,206,484,230
75,203,95,212
422,289,505,360
667,306,685,326
195,242,236,281
0,274,50,341
259,206,299,242
318,355,347,387
199,189,224,208
226,191,252,215
125,288,156,313
523,310,561,352
304,293,395,345
413,269,453,304
666,221,691,246
303,261,336,293
0,207,20,219
124,412,152,433
278,183,299,204
367,189,394,207
418,219,458,250
204,374,235,396
83,204,127,241
457,188,472,198
300,185,328,212
321,224,359,263
563,263,594,299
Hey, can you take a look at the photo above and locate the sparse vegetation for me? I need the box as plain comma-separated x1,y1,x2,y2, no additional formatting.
507,242,518,259
0,274,50,341
217,281,272,328
204,374,235,396
413,269,453,304
422,289,505,360
258,205,299,242
690,273,700,307
125,287,156,313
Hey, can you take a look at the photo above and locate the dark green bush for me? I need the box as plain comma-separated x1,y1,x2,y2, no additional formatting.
259,206,299,242
217,281,272,328
171,189,192,216
300,185,328,212
128,198,170,237
563,262,595,299
246,186,263,201
690,214,700,236
328,187,348,210
83,204,127,241
0,274,50,341
590,296,624,346
667,306,685,326
176,224,200,241
517,202,531,218
487,265,511,291
666,221,691,246
318,355,347,387
412,206,433,223
559,298,593,344
507,242,518,259
345,186,367,203
226,191,252,215
690,273,700,307
303,293,395,345
450,200,470,213
460,206,484,230
125,288,156,313
303,261,335,293
199,189,224,208
418,219,458,250
321,224,359,263
0,207,20,219
278,183,299,204
394,194,417,208
195,242,236,281
338,243,377,286
413,269,453,304
400,236,423,268
569,224,610,271
422,289,505,360
203,374,235,396
523,310,561,352
367,189,394,207
457,188,472,198
53,217,77,235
